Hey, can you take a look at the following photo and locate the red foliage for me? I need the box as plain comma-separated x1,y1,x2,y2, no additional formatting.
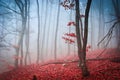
64,33,76,37
62,36,75,44
62,32,76,44
60,0,75,10
67,21,76,26
0,49,120,80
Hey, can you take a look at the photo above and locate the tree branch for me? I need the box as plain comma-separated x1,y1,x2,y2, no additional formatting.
97,20,120,47
0,1,20,14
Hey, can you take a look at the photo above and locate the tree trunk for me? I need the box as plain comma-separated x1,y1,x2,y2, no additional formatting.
75,0,82,65
14,0,28,67
36,0,40,64
25,0,31,65
54,0,60,60
75,0,92,77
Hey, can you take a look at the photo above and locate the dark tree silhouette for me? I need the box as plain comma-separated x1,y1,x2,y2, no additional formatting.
75,0,92,77
61,0,92,77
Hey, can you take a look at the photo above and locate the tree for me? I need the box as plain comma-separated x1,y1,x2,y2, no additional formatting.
36,0,40,63
14,0,29,67
54,0,60,60
97,0,120,53
61,0,92,77
0,0,22,67
25,0,31,65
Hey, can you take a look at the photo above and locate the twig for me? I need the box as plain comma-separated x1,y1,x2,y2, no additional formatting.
105,18,118,23
0,1,20,14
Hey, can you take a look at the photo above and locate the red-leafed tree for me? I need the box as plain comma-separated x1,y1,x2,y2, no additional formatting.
61,0,92,77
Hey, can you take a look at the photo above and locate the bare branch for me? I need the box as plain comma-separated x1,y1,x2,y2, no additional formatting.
0,1,20,14
15,0,23,13
97,20,120,47
0,12,11,15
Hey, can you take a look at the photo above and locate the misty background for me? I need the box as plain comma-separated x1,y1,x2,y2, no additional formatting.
0,0,120,73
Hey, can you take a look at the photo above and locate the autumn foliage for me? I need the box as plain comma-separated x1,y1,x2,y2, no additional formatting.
62,21,76,44
60,0,75,10
0,49,120,80
62,36,75,44
67,21,76,26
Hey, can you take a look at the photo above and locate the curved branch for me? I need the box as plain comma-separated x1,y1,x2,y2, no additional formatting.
97,20,120,47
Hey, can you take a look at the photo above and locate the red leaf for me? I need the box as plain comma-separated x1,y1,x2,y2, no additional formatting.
69,39,75,44
62,36,75,44
67,21,75,26
69,33,76,37
65,33,76,37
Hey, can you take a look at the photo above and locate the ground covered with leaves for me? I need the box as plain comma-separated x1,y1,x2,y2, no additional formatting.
0,49,120,80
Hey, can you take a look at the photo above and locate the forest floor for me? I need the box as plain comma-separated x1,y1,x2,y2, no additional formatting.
0,48,120,80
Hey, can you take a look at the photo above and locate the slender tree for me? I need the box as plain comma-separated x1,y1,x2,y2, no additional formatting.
25,0,31,65
40,0,49,62
54,0,60,60
82,0,92,76
45,1,53,57
36,0,40,63
61,0,92,76
14,0,28,67
75,0,92,77
98,0,105,48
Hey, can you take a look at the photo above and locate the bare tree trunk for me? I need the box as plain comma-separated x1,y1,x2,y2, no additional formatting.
54,0,60,60
36,0,40,63
25,0,31,65
82,0,92,77
46,2,53,57
98,0,105,48
14,0,28,67
75,0,82,66
20,38,23,66
27,0,31,64
75,0,92,77
41,0,48,62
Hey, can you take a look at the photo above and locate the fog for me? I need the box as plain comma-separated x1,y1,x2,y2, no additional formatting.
0,0,120,74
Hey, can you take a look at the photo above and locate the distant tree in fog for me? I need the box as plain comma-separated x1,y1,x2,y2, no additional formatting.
0,0,31,67
36,0,40,63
